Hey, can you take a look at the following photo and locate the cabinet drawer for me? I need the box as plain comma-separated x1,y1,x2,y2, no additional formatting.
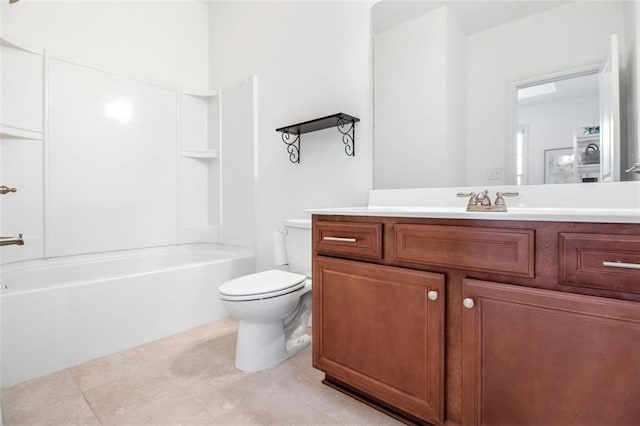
559,233,640,293
394,224,534,277
314,221,382,260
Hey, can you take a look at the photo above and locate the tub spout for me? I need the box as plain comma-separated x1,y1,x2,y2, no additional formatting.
0,234,24,246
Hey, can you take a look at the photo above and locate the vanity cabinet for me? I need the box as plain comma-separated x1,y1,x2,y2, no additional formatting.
313,256,445,424
312,215,640,426
462,278,640,426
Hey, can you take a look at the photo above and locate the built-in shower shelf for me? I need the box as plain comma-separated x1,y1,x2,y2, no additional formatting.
181,89,219,98
0,124,43,140
181,150,219,159
276,112,359,163
0,36,41,55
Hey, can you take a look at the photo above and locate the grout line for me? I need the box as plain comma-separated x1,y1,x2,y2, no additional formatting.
67,368,104,426
79,388,104,426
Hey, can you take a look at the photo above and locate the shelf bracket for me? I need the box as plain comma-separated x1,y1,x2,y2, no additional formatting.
276,113,359,164
337,116,355,157
281,131,301,164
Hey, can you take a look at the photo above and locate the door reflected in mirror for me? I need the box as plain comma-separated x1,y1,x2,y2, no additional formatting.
516,72,600,185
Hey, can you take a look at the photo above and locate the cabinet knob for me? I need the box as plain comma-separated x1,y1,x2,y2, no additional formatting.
463,298,475,309
427,290,439,301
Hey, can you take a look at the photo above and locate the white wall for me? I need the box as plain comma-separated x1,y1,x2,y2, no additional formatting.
1,1,209,89
444,8,467,187
374,7,447,189
374,6,466,189
209,1,374,271
519,94,599,185
466,1,626,186
46,59,179,256
1,1,209,262
220,77,257,250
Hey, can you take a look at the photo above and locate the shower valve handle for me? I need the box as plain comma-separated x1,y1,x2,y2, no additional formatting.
0,186,17,195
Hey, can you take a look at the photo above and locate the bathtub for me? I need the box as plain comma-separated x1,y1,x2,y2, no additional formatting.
1,243,255,387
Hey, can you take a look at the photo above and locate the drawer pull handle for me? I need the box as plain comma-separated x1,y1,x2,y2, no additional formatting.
427,290,439,301
323,236,357,243
602,261,640,270
463,298,475,309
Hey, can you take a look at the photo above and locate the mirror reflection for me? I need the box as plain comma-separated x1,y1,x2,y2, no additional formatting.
517,72,601,184
373,1,638,189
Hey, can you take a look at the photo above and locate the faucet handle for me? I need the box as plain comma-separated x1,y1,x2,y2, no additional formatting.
0,185,17,195
457,192,477,207
494,191,519,207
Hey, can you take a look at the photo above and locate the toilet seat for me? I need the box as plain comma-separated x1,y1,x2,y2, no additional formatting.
219,269,307,301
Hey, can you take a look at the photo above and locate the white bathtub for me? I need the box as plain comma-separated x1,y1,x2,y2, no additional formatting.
1,243,255,387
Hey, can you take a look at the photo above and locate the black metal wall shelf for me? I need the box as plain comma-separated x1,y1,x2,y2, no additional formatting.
276,113,360,163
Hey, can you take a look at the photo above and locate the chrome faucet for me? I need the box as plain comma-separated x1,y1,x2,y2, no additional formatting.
477,190,492,206
0,234,24,247
457,191,518,212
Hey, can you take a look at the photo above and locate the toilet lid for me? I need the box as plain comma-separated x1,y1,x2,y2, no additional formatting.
218,270,307,299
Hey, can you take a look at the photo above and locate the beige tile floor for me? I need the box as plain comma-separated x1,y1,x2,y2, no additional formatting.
1,317,401,425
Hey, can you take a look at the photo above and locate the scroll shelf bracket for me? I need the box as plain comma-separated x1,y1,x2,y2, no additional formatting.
281,131,301,164
337,117,355,157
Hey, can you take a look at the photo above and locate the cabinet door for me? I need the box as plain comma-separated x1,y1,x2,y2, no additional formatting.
462,279,640,426
313,256,445,423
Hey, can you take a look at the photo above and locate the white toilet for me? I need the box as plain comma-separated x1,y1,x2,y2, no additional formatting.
218,219,312,372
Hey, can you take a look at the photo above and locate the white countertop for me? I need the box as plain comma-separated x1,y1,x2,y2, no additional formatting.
306,206,640,223
307,182,640,224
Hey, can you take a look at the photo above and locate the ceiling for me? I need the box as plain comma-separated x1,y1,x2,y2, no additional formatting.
374,0,570,35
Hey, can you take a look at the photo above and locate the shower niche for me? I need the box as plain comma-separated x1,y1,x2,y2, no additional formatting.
179,90,221,243
178,77,257,249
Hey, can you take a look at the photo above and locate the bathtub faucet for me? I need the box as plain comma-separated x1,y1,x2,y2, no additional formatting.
0,234,24,247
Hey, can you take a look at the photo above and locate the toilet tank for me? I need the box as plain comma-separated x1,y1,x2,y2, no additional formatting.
283,218,311,277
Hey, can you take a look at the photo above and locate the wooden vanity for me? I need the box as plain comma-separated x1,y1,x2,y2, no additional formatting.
311,214,640,426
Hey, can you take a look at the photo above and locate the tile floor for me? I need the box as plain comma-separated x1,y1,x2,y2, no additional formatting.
1,317,401,425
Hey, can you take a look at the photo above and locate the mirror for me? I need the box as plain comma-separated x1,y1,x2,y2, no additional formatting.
373,1,638,189
517,72,601,185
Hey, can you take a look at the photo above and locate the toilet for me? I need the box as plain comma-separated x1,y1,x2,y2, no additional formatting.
218,219,312,372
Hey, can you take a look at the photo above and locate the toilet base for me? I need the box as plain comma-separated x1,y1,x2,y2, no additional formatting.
234,320,310,372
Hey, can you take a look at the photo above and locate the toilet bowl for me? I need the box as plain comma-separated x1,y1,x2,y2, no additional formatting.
218,219,312,372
